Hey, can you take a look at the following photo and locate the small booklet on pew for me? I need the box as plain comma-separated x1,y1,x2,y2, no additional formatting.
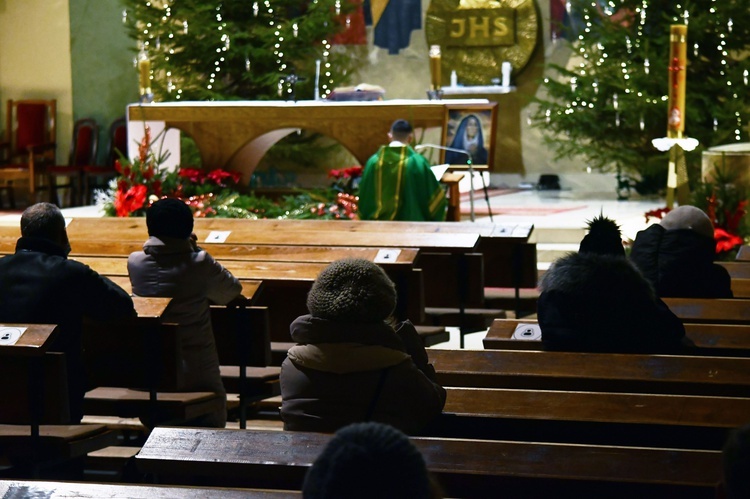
0,326,26,346
511,323,541,340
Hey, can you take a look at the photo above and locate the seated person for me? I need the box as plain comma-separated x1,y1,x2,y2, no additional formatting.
0,202,136,422
630,205,732,298
537,215,686,353
303,422,443,499
358,119,447,221
128,198,243,427
280,258,446,434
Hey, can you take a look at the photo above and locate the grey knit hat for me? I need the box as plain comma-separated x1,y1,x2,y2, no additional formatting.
661,205,714,239
307,258,397,323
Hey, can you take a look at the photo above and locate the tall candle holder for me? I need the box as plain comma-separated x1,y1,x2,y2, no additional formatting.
137,46,154,104
652,24,695,207
427,45,443,100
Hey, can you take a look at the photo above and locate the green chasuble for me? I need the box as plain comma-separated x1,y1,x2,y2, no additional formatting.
358,145,447,221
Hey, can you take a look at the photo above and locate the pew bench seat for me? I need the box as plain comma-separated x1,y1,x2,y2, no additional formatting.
135,427,721,498
0,479,300,498
84,388,225,425
0,424,117,461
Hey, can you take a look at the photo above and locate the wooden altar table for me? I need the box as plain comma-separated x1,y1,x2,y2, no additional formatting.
127,99,491,184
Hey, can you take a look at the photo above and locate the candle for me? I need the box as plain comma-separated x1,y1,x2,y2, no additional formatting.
137,49,151,97
429,45,441,91
314,60,321,100
667,24,687,138
501,61,512,88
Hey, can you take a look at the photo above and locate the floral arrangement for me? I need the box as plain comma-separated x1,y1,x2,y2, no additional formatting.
98,126,362,220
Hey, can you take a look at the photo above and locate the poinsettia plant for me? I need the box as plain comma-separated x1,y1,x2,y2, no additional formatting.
97,127,362,220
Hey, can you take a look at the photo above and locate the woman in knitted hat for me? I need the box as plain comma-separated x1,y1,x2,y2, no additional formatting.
280,258,446,434
537,215,686,353
128,198,243,427
630,205,732,298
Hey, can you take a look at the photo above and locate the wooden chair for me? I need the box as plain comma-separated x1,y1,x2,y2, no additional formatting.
0,99,57,208
82,117,125,205
46,118,99,207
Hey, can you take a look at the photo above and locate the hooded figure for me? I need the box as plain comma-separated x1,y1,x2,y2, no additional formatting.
280,258,446,434
537,215,686,353
629,205,732,298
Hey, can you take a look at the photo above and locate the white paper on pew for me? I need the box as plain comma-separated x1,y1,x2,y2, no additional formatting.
374,249,401,263
205,231,231,243
511,323,541,340
0,326,26,346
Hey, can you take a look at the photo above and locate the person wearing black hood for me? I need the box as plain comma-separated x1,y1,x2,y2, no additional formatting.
280,258,446,435
537,215,686,353
630,205,732,298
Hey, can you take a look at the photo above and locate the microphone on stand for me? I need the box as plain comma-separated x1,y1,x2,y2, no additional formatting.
414,144,493,222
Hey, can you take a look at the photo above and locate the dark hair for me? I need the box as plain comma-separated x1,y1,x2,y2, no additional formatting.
390,119,413,142
723,423,750,499
20,202,66,241
303,422,437,499
146,198,194,239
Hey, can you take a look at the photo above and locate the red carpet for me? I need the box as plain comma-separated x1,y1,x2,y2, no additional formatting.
459,188,520,200
462,205,587,217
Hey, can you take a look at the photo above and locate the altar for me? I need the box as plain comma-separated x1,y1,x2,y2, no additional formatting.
127,99,491,184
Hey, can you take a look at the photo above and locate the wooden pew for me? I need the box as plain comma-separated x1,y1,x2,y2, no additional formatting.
64,217,533,316
135,427,721,498
663,297,750,324
483,318,750,356
436,386,747,450
428,348,750,397
0,480,299,498
0,324,117,472
82,298,225,428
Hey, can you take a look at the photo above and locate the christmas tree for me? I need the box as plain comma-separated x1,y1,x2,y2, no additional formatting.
122,0,364,101
533,0,750,195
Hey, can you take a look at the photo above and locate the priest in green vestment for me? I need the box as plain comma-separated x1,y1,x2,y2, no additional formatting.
358,120,447,221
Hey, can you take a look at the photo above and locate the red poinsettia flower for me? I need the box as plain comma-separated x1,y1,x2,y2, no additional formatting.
715,227,743,254
644,207,670,224
179,168,205,183
342,166,363,178
114,184,148,217
206,169,239,186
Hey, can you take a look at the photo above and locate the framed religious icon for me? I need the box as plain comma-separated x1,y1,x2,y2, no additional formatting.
441,103,497,168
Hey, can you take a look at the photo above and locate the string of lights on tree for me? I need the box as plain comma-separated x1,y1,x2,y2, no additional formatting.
122,0,363,102
533,0,750,193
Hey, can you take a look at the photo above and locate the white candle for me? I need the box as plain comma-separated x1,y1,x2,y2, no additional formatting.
314,60,321,100
501,61,512,88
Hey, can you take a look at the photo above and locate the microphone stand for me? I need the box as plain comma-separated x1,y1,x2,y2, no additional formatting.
414,144,493,222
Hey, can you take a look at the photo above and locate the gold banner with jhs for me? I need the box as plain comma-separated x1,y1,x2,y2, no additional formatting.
446,8,516,47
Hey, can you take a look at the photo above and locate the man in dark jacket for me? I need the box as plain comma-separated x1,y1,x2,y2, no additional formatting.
537,215,686,353
630,205,732,298
281,258,446,435
0,203,136,422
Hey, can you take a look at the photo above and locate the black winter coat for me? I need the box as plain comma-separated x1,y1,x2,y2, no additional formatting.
0,237,136,422
538,252,686,353
629,224,733,298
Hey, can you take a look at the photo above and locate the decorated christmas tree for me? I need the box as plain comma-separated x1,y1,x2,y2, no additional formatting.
122,0,364,101
533,0,750,195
